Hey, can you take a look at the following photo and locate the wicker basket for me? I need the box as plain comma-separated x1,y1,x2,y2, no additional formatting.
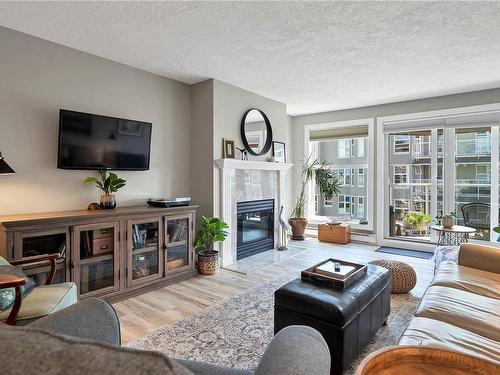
369,259,417,294
198,251,219,275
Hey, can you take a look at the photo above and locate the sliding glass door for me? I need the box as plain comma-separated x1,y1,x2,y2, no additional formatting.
387,125,499,244
454,128,492,241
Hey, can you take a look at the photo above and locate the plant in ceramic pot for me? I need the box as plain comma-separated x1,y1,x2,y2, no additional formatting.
195,216,229,275
403,211,431,232
83,170,126,209
435,211,456,228
289,157,341,240
493,227,500,242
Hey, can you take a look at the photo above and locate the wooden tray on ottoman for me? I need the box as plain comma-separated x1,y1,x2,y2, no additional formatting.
301,258,367,288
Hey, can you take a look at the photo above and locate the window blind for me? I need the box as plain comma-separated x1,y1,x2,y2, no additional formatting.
309,125,368,141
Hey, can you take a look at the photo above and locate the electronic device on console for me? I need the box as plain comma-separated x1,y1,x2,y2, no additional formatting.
147,197,191,208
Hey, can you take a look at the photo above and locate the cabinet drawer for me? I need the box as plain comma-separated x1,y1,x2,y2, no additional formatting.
93,228,114,239
92,237,114,255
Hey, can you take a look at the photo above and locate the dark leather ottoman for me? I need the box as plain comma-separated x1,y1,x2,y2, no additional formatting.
274,264,391,375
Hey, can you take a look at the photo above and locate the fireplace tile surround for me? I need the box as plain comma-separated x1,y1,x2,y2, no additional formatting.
215,159,293,267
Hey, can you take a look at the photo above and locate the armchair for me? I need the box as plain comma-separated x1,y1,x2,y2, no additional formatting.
0,253,77,325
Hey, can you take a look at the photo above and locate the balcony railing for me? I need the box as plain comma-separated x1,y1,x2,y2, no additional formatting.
455,138,491,157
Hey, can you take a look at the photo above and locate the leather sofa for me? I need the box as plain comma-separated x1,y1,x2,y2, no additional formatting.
0,298,331,375
398,243,500,364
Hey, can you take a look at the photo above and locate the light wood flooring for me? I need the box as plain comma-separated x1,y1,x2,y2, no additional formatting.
113,239,434,344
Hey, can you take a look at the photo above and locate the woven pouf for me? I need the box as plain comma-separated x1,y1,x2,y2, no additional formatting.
369,260,417,294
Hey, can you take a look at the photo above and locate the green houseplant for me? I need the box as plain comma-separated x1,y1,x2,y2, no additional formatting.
403,211,431,232
435,211,456,228
195,216,229,275
289,157,341,240
83,170,127,209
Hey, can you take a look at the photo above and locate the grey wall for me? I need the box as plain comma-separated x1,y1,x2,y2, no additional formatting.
0,27,192,215
212,79,293,218
291,88,500,236
190,79,214,220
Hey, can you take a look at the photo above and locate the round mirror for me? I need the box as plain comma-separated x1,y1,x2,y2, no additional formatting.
240,108,273,156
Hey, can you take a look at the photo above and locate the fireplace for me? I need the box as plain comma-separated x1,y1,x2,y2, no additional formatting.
236,199,274,260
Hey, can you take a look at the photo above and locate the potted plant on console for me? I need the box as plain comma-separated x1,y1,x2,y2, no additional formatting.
195,216,229,275
289,157,341,240
83,170,127,209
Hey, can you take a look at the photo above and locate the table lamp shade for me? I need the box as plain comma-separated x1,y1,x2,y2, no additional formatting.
0,152,15,174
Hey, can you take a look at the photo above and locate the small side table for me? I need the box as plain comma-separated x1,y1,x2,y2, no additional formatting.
318,223,351,244
430,225,476,246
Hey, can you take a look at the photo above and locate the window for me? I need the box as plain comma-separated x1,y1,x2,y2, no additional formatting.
346,169,353,186
307,119,373,230
324,197,333,207
393,165,408,184
338,195,347,213
357,197,365,218
338,195,353,214
314,191,319,213
338,139,351,159
476,164,490,184
393,135,410,154
475,131,491,155
357,139,365,157
394,199,409,219
337,168,353,186
358,168,365,187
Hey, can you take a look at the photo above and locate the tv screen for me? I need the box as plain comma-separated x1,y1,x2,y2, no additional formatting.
57,110,152,170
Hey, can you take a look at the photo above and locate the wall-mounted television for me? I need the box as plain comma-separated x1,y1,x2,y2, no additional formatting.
57,110,152,171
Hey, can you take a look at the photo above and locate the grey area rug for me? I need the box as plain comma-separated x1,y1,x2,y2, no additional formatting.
127,274,420,374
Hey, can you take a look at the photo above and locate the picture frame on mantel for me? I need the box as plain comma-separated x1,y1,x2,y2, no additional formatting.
223,139,235,159
272,141,286,163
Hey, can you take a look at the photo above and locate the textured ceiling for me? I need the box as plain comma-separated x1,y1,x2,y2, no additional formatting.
1,2,500,115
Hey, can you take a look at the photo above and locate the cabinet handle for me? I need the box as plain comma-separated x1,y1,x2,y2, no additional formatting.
100,245,109,250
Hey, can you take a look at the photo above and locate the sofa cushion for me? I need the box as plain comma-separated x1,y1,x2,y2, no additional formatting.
0,327,194,375
399,317,500,365
0,282,77,325
415,285,500,342
431,263,500,299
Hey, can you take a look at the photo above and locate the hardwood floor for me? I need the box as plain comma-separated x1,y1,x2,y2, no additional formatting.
113,239,435,344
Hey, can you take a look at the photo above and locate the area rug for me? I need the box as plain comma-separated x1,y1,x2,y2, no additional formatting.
375,246,434,260
127,273,420,374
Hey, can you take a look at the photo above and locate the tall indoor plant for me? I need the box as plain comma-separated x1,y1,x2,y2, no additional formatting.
289,157,341,240
83,170,127,209
195,216,229,275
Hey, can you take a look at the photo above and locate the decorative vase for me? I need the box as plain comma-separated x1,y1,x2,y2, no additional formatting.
198,250,219,275
99,194,116,209
442,216,454,228
288,218,308,240
278,206,289,250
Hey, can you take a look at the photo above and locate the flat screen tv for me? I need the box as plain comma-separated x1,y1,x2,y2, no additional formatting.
57,109,152,170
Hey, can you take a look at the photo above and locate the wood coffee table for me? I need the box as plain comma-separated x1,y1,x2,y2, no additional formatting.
356,346,499,375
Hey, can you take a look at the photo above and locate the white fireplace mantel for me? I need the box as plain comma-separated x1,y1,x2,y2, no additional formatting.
215,159,293,267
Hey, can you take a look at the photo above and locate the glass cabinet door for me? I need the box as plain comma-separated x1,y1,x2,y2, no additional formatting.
74,222,119,297
127,217,163,286
165,214,193,273
16,228,70,286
